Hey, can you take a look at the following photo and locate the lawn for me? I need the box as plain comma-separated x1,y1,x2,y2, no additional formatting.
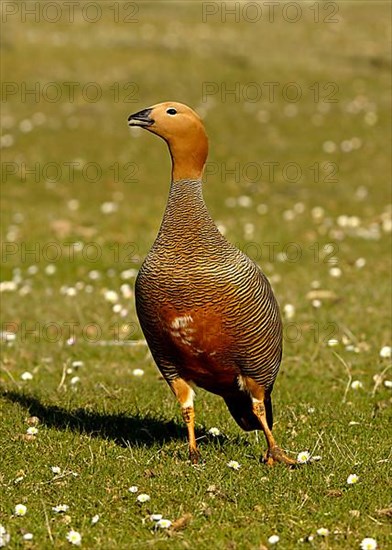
1,1,391,548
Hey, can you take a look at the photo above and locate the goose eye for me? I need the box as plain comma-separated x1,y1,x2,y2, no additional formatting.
166,108,177,115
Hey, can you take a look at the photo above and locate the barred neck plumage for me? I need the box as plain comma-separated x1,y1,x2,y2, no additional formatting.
155,179,219,243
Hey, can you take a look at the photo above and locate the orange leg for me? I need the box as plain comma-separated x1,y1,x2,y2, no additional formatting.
241,376,297,467
170,378,199,464
181,405,199,464
252,400,297,466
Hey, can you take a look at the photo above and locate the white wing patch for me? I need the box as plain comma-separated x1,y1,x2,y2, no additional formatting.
171,315,193,329
170,315,204,354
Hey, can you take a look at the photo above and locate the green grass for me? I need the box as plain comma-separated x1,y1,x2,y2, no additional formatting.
1,1,391,548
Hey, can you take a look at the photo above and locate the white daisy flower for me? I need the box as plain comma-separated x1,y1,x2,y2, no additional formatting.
380,346,391,359
136,493,150,503
347,473,359,485
351,380,363,390
88,270,100,280
26,427,38,436
120,269,138,280
51,466,61,474
355,258,366,269
382,220,392,234
0,331,16,342
0,281,17,293
268,534,280,544
346,345,360,353
14,504,27,516
327,338,339,347
227,460,241,470
45,264,57,275
23,533,33,540
329,267,342,278
311,206,324,219
322,140,336,153
101,202,118,214
128,486,138,493
156,519,172,529
1,134,14,148
132,369,144,377
91,515,100,524
20,372,33,381
19,119,33,133
283,304,295,319
104,290,119,303
66,530,82,546
237,195,252,208
208,427,221,436
67,199,79,211
27,265,38,276
120,284,132,298
0,524,10,547
360,538,377,550
65,287,77,297
297,451,311,464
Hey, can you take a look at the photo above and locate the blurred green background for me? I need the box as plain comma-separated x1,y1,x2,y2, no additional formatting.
1,1,391,549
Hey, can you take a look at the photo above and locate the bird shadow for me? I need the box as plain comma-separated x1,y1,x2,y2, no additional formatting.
1,389,198,448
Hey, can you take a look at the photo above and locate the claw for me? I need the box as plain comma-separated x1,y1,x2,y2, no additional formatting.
189,448,200,464
264,445,298,467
